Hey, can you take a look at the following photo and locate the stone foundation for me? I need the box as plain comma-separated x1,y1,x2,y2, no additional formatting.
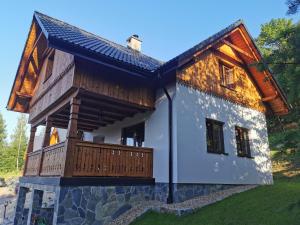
14,179,240,225
55,183,168,225
172,183,237,203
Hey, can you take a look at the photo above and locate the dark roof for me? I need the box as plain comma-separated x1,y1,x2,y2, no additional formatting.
34,11,163,72
160,19,244,73
34,11,244,75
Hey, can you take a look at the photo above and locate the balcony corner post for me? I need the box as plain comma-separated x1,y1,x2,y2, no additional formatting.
62,97,80,177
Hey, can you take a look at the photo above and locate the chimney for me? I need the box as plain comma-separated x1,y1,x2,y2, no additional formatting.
127,34,142,52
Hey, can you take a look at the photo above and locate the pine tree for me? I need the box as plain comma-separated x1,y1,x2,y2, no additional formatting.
0,112,7,172
0,112,6,147
0,114,28,172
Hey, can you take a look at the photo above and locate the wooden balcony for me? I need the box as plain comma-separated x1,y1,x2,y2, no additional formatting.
24,141,153,178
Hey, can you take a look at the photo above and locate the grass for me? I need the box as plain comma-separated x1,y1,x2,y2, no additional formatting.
131,148,300,225
0,170,21,181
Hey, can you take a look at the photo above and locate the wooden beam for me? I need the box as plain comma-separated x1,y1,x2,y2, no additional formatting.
16,91,32,99
212,49,245,68
222,40,255,60
262,92,278,102
79,106,128,119
81,98,140,113
18,31,43,94
52,116,107,127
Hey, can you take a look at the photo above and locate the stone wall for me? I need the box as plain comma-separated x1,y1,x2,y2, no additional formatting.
172,183,237,203
14,181,240,225
55,183,168,225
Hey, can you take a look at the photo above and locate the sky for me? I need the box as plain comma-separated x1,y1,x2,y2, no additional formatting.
0,0,298,140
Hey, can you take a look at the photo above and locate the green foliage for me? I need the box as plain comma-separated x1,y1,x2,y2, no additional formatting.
269,129,300,150
0,114,28,172
256,19,300,138
0,112,7,147
286,0,300,15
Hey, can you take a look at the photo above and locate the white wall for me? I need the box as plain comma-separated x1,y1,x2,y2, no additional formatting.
175,83,273,185
92,87,175,183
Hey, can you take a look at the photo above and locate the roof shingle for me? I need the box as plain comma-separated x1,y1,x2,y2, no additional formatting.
34,11,163,72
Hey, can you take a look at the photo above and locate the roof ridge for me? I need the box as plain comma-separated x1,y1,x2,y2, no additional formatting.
34,11,163,66
160,19,244,70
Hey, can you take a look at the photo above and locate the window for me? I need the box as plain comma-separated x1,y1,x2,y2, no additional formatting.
93,135,105,144
121,122,145,147
206,119,225,154
235,126,251,157
44,52,54,82
219,61,235,88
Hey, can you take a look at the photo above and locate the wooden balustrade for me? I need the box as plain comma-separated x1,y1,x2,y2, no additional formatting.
23,141,153,178
40,142,66,176
72,141,153,178
24,150,42,176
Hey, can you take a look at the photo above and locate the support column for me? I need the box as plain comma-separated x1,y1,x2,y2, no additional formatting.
27,189,44,225
62,98,80,177
23,126,36,176
43,117,53,148
14,187,29,225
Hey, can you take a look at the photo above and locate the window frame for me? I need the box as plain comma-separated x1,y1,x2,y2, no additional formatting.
206,118,227,155
219,60,235,89
44,51,55,83
235,126,252,158
121,122,145,147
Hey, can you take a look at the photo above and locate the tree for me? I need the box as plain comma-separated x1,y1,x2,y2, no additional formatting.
287,0,300,15
256,18,300,133
0,112,7,148
0,112,7,172
0,114,28,172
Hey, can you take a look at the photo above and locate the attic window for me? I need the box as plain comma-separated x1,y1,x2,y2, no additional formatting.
44,52,54,82
220,61,235,88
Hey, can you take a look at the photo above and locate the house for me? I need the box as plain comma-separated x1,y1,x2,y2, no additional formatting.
7,12,290,225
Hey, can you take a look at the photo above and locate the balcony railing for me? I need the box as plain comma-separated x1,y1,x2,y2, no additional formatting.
24,141,153,178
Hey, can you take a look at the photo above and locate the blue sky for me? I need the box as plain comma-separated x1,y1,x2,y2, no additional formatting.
0,0,298,139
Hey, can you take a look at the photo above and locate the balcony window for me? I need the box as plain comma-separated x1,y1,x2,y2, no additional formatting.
121,122,145,147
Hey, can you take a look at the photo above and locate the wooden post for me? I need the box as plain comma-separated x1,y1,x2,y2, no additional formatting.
23,126,36,176
62,98,80,177
38,117,52,175
43,117,53,147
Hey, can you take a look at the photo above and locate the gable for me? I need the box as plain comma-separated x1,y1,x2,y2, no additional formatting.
162,21,290,115
177,48,266,112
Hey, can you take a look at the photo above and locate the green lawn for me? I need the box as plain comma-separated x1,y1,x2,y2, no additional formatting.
131,149,300,225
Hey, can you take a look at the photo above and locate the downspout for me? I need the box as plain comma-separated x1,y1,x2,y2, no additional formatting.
158,72,174,204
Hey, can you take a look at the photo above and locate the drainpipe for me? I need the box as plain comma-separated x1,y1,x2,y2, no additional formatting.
163,87,174,204
158,71,174,204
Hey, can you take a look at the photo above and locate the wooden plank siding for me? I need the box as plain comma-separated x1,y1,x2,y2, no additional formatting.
73,61,155,109
177,49,266,113
29,50,75,122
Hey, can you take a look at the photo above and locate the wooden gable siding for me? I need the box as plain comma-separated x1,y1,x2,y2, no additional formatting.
177,48,266,113
73,61,155,108
29,50,75,122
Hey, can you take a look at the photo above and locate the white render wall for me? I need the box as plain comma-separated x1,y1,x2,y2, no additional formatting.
175,83,273,185
92,87,175,183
